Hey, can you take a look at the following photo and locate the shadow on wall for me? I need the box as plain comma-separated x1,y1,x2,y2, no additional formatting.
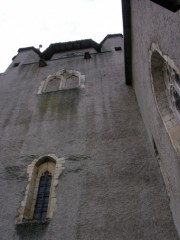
16,223,48,240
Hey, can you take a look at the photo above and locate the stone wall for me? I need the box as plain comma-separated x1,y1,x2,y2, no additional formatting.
0,35,178,239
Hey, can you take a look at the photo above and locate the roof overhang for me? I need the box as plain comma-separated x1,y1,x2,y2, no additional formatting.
18,47,41,56
41,39,101,60
100,33,123,45
12,47,41,61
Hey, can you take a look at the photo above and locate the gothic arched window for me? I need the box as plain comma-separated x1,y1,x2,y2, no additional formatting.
37,69,85,94
151,50,180,122
150,45,180,154
15,154,65,225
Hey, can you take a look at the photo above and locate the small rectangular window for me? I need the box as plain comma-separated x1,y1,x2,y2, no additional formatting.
13,62,20,67
115,47,122,51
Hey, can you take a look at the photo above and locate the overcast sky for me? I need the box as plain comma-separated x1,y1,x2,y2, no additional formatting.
0,0,123,72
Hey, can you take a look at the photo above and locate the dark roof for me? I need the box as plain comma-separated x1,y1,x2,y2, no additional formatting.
150,0,180,12
100,34,123,45
18,47,41,55
41,39,101,60
12,33,123,62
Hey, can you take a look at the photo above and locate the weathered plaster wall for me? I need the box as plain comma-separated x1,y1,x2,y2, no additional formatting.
131,0,180,235
101,36,124,51
0,36,178,239
7,50,40,70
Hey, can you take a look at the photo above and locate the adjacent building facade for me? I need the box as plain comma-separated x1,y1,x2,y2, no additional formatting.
122,0,180,237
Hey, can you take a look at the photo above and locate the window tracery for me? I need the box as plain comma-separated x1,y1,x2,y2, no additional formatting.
37,69,85,94
150,43,180,153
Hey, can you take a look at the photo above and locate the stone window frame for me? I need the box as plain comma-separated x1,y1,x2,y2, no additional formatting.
149,43,180,154
15,154,65,225
37,69,85,94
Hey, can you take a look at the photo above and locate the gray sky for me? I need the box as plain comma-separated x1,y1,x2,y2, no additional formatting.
0,0,123,72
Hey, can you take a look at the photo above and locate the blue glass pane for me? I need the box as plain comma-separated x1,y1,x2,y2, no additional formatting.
33,173,52,220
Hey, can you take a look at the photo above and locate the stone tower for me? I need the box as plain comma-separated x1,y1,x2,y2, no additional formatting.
0,33,179,239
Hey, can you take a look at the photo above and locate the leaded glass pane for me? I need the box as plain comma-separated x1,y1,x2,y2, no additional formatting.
33,171,52,220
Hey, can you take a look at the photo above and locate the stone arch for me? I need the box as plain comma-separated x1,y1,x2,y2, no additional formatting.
150,43,180,154
151,50,170,118
15,154,65,224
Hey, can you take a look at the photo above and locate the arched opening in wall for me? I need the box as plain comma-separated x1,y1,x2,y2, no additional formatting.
151,51,180,121
15,154,65,225
151,51,170,117
151,49,180,152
